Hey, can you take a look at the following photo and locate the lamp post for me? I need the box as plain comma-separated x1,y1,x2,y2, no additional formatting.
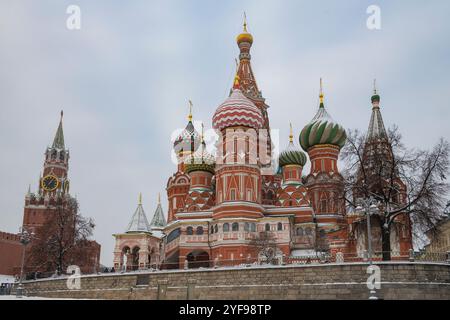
356,197,379,265
16,228,33,298
356,197,379,300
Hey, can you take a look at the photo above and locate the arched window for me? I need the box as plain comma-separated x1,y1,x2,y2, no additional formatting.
251,223,256,232
296,227,303,236
210,226,214,234
223,223,230,232
265,223,270,231
167,228,181,243
214,224,218,233
232,222,239,232
320,199,328,213
305,227,312,236
196,226,204,235
186,226,193,235
244,222,250,232
277,222,283,231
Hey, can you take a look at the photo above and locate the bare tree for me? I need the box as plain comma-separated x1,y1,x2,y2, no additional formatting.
341,126,449,260
249,231,279,264
27,197,95,275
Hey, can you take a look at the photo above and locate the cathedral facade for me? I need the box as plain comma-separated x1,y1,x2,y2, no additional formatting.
113,22,413,270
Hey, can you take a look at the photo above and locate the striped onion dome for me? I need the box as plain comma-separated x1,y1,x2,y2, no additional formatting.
279,141,307,167
173,120,201,154
184,142,215,174
212,76,264,131
300,97,346,151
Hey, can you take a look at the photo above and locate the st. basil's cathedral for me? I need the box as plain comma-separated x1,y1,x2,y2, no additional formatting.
113,21,413,270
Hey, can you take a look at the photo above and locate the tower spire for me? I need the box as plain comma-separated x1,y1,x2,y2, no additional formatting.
158,192,161,204
367,81,387,140
52,110,65,150
138,192,142,205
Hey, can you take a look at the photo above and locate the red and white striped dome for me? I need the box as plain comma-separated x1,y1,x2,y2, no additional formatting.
212,88,264,131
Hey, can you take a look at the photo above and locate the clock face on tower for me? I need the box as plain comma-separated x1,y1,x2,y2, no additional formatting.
42,175,59,192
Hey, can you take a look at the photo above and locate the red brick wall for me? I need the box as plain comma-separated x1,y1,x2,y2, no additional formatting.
0,231,22,276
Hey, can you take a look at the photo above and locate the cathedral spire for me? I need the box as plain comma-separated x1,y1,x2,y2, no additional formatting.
235,14,261,100
150,194,167,229
52,110,65,150
125,193,151,233
367,80,387,141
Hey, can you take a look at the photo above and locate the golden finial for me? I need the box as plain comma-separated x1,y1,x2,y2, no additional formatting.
201,123,205,143
138,192,142,205
373,79,377,95
289,123,293,143
319,78,324,104
233,73,241,89
188,100,193,122
243,12,248,32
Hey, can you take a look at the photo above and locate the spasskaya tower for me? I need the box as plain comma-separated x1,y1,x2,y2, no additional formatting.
23,111,71,233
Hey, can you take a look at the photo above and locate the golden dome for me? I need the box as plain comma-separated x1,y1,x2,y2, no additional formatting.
236,31,253,45
236,15,253,45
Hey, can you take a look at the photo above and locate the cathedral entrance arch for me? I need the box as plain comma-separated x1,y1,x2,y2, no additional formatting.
130,246,140,270
186,250,210,268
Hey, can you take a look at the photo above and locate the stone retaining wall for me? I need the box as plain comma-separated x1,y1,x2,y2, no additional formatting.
17,262,450,300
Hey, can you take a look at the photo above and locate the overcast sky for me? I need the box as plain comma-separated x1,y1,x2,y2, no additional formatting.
1,0,449,265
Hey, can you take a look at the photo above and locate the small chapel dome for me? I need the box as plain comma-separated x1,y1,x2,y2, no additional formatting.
236,14,253,45
300,79,346,151
173,102,201,155
279,124,307,167
184,142,216,175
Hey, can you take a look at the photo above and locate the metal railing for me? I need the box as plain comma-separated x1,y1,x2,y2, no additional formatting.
0,283,13,296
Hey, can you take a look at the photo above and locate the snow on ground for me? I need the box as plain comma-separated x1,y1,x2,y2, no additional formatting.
0,295,80,300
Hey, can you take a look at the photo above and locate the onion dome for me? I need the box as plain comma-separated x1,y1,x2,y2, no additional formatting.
212,75,264,131
173,100,201,154
184,142,215,174
367,80,387,141
279,124,307,167
300,79,347,151
236,15,253,45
